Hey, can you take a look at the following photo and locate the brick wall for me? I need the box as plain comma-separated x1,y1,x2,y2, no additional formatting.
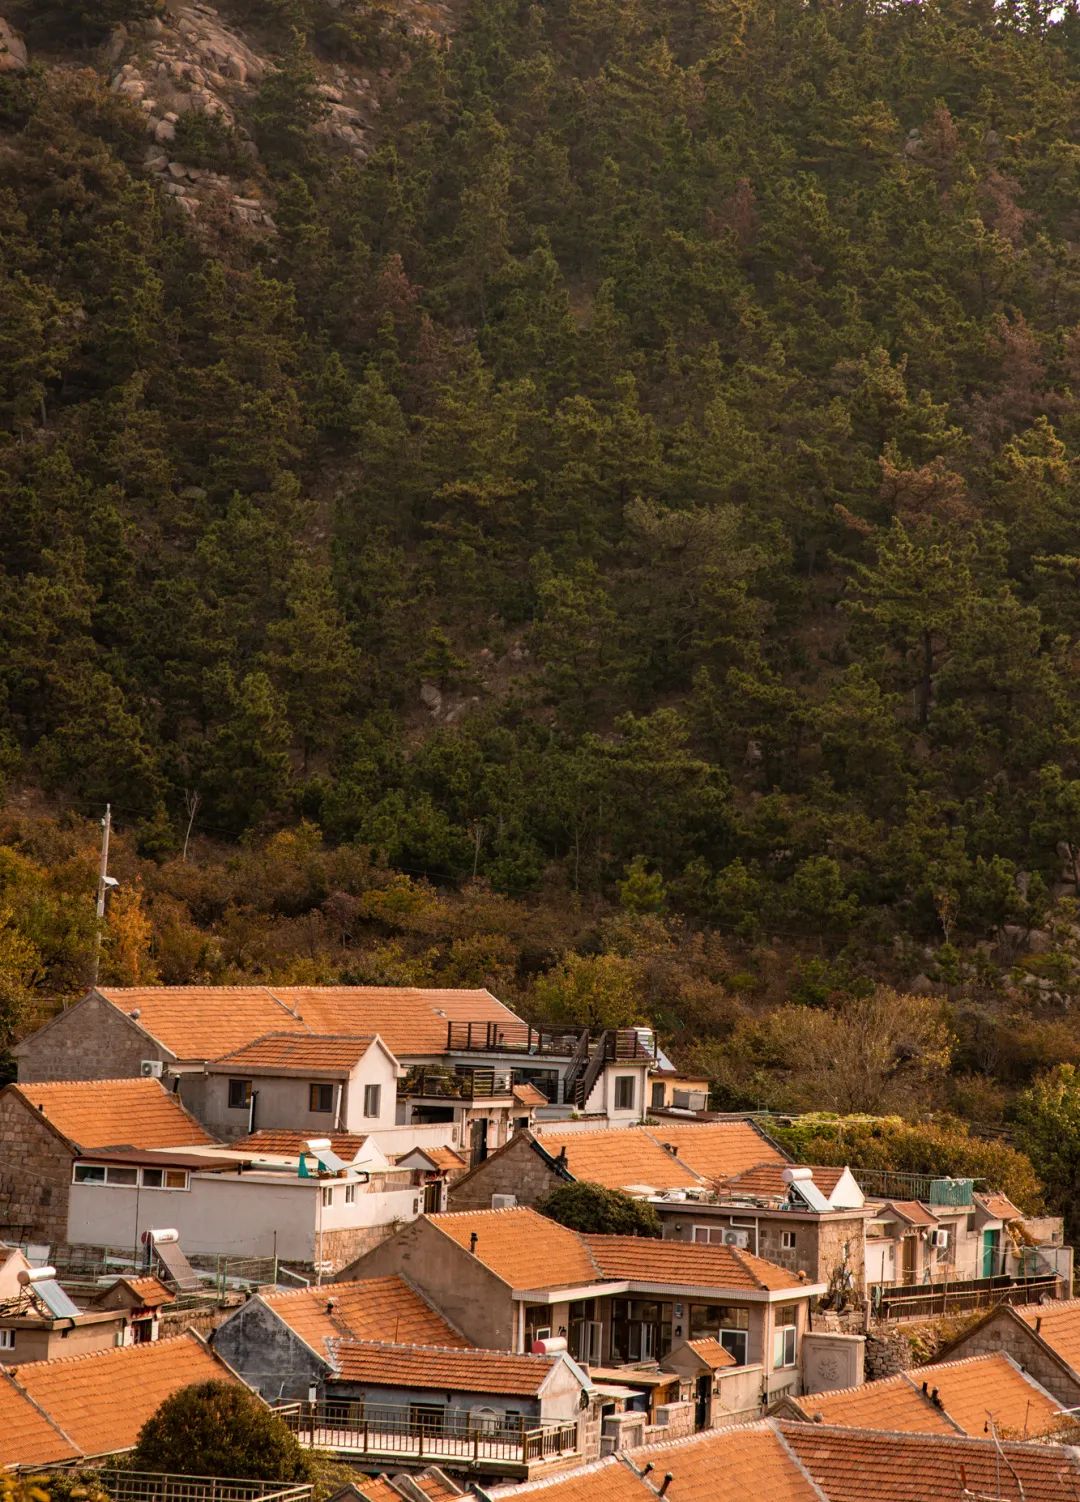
16,994,166,1082
449,1134,559,1212
0,1092,74,1244
943,1311,1080,1407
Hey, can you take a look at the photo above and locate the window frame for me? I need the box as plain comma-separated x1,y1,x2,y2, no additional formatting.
0,1328,14,1350
309,1081,334,1114
345,1183,357,1205
321,1185,335,1208
781,1230,797,1251
363,1082,381,1119
773,1305,798,1370
614,1074,636,1111
228,1078,252,1110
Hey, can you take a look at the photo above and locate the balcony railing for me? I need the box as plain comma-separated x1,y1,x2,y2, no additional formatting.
95,1473,311,1502
274,1400,579,1469
869,1272,1060,1321
402,1066,514,1101
856,1169,979,1207
447,1022,656,1062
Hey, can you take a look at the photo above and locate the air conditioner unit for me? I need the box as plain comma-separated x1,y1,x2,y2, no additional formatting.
140,1060,164,1079
491,1193,518,1210
931,1228,949,1249
723,1229,750,1249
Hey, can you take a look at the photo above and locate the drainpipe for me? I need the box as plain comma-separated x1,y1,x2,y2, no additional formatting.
334,1082,344,1131
247,1089,258,1136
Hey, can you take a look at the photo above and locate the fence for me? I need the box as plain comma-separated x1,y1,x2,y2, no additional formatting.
16,1243,296,1298
870,1272,1060,1321
96,1473,311,1502
275,1400,579,1469
851,1169,981,1205
402,1067,514,1100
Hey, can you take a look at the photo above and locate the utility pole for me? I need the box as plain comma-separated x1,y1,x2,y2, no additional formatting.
90,804,112,988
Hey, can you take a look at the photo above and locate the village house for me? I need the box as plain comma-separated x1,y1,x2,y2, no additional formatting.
339,1206,825,1410
646,1072,711,1116
213,1273,472,1401
14,986,658,1160
0,1329,245,1470
448,1120,785,1213
931,1295,1080,1408
0,1244,145,1364
329,1470,465,1502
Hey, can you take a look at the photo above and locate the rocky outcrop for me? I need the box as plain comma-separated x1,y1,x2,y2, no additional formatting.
0,15,27,73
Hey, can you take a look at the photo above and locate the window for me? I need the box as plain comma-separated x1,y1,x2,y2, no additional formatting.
781,1231,797,1251
363,1083,381,1118
142,1168,163,1188
228,1078,252,1109
345,1184,357,1204
773,1305,798,1369
309,1082,334,1113
106,1166,139,1187
139,1167,188,1191
0,1328,13,1349
524,1305,552,1349
651,1082,665,1109
615,1075,636,1111
690,1304,749,1366
73,1164,106,1185
164,1169,189,1190
73,1165,142,1188
610,1297,673,1363
693,1226,729,1245
321,1186,335,1207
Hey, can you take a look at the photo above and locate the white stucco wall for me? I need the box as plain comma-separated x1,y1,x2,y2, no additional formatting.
187,1044,399,1140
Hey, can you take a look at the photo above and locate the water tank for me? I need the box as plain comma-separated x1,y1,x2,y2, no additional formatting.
531,1336,568,1355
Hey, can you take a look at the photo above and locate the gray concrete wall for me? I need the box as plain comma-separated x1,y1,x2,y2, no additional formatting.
15,994,167,1083
338,1218,516,1349
212,1296,329,1402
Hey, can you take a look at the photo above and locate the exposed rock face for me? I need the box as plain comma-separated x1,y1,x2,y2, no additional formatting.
0,15,27,73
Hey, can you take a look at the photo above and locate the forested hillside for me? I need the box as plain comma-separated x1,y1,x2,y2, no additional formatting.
6,0,1080,1142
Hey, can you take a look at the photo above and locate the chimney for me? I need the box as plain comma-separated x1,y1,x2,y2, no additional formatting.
470,1232,479,1254
931,1387,941,1408
659,1475,674,1497
557,1146,568,1167
1036,1316,1043,1334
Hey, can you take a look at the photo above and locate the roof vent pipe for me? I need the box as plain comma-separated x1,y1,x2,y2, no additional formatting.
659,1474,674,1496
470,1232,479,1254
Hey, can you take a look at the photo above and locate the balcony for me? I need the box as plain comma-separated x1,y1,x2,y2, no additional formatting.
274,1400,580,1476
96,1474,311,1502
446,1022,656,1062
856,1169,977,1207
402,1065,514,1101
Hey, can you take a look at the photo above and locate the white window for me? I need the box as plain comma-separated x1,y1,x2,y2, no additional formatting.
363,1083,382,1118
781,1231,797,1251
73,1165,106,1185
615,1076,636,1111
321,1186,334,1207
0,1328,14,1349
693,1226,725,1244
345,1184,357,1204
773,1305,798,1369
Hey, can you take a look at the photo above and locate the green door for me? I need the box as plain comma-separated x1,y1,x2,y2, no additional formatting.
982,1229,1000,1278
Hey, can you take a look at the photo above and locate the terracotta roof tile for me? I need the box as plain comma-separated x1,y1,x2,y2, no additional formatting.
10,1331,240,1458
430,1208,601,1290
1018,1296,1080,1372
408,1472,464,1501
419,1146,467,1173
329,1340,561,1396
874,1199,939,1228
209,1033,381,1074
534,1128,702,1192
790,1372,958,1435
489,1457,657,1498
641,1123,787,1179
683,1337,736,1369
717,1162,847,1198
354,1484,402,1502
584,1234,813,1292
99,1275,174,1308
263,1276,469,1357
976,1192,1024,1222
232,1129,372,1158
93,986,521,1061
0,1370,81,1469
513,1083,549,1107
11,1078,215,1150
780,1420,1080,1501
626,1425,825,1501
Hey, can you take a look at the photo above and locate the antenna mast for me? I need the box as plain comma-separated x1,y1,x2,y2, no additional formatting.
90,803,112,987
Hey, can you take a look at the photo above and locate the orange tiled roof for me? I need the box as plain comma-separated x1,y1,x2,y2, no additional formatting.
534,1128,702,1191
408,1472,465,1501
488,1457,657,1499
262,1276,469,1357
683,1337,736,1370
103,1275,175,1308
789,1372,957,1436
430,1208,600,1291
625,1425,824,1502
92,986,522,1061
11,1078,215,1150
0,1370,81,1470
209,1033,381,1074
513,1083,549,1107
1018,1297,1080,1372
329,1340,561,1396
876,1199,938,1228
232,1128,372,1158
977,1191,1024,1222
10,1331,240,1458
780,1420,1080,1501
642,1122,787,1179
420,1146,468,1173
584,1234,812,1291
717,1162,847,1198
354,1484,402,1502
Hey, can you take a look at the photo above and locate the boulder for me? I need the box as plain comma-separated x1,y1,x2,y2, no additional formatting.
0,18,27,73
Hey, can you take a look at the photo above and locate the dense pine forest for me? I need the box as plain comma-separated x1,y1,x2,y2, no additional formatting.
7,0,1080,1190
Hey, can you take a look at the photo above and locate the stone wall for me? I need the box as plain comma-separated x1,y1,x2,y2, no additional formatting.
449,1134,558,1212
942,1310,1080,1407
16,994,165,1082
0,1091,73,1243
317,1223,396,1272
212,1297,329,1401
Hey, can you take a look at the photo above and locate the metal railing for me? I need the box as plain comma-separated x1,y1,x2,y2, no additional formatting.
855,1169,979,1206
96,1473,311,1502
446,1022,656,1062
274,1400,579,1468
870,1272,1060,1321
402,1067,514,1100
